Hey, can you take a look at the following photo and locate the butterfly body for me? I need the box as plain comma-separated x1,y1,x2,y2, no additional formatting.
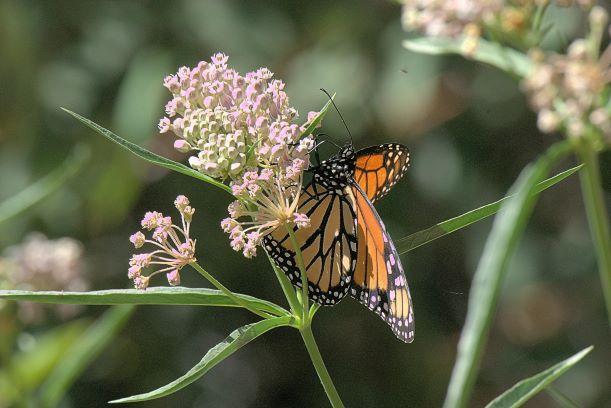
264,143,414,342
311,143,356,190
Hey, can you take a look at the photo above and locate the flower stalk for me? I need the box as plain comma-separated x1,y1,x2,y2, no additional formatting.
190,261,275,319
267,254,303,317
299,324,345,408
575,138,611,325
286,224,310,321
277,225,344,407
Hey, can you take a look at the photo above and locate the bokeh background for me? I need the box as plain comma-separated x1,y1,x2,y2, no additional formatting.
1,0,610,407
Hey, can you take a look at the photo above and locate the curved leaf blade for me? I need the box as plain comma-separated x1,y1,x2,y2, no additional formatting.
397,164,582,255
61,108,233,195
109,316,292,403
485,346,592,408
403,37,532,77
300,94,335,139
4,320,88,393
39,305,135,407
0,287,288,317
0,144,89,225
443,141,572,408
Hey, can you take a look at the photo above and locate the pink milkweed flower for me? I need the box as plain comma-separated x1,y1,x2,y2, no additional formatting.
160,52,322,259
127,196,197,289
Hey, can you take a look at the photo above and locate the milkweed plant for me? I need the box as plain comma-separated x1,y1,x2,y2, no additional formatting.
0,1,608,406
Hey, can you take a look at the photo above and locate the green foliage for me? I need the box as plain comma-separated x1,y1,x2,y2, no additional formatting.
0,144,89,226
0,287,288,317
61,108,233,195
443,141,573,408
0,320,87,403
299,94,334,139
39,305,135,407
485,347,593,408
396,164,582,254
402,37,532,77
109,316,293,403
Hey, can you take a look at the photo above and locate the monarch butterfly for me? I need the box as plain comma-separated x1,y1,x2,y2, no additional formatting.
263,142,414,343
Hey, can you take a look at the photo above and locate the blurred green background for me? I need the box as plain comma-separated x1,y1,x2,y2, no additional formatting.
1,0,610,406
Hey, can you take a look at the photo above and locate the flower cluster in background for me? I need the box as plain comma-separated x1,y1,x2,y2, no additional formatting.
402,0,503,39
522,6,610,140
128,195,196,289
0,233,87,324
401,0,596,54
159,53,318,258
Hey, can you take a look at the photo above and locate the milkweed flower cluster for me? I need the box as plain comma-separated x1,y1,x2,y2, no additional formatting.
401,0,596,54
401,0,503,38
521,7,611,140
159,53,319,258
128,195,196,289
0,233,87,323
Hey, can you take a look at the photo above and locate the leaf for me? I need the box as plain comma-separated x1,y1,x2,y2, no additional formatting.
0,144,89,225
443,141,572,408
61,108,233,195
109,316,292,403
0,287,288,317
112,48,173,144
38,305,135,408
300,94,335,139
403,37,533,78
7,320,88,393
485,346,592,408
396,164,582,254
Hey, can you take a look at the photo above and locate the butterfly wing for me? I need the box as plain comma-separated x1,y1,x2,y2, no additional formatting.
350,182,414,343
263,180,358,305
354,144,410,204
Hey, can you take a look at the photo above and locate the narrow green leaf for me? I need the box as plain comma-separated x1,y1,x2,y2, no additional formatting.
0,287,288,317
485,346,592,408
0,144,89,225
300,94,335,139
443,141,572,408
397,164,582,255
109,316,292,403
38,305,134,407
403,37,533,77
61,108,233,195
7,320,88,392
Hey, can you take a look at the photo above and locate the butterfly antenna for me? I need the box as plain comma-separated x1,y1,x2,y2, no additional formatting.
316,133,341,149
320,88,354,145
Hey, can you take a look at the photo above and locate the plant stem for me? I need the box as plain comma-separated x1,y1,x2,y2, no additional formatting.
266,253,302,317
300,324,345,408
576,143,611,325
272,225,343,406
286,225,309,321
190,262,274,319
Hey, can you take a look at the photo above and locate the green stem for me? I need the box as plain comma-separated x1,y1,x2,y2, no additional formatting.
286,225,309,321
279,225,343,406
575,142,611,325
190,262,274,319
266,253,302,317
300,325,345,408
532,1,549,33
309,303,321,320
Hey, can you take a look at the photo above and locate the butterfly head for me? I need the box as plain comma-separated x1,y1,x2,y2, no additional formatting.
312,143,356,189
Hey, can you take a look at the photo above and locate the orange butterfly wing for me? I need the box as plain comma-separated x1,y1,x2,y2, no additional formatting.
354,144,410,203
350,183,414,343
264,180,358,305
